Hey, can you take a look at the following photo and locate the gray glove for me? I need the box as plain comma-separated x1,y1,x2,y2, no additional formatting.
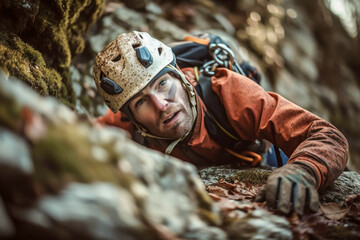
256,162,319,215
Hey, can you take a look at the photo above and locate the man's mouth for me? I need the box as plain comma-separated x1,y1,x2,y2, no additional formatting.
163,111,181,125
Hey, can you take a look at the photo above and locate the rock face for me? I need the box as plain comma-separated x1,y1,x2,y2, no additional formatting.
0,75,226,239
0,0,105,104
320,171,360,204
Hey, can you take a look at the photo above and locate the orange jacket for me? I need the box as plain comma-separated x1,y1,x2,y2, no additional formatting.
97,68,348,191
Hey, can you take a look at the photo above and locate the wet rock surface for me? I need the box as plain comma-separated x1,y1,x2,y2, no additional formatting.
0,76,226,239
320,171,360,204
226,209,293,240
0,65,360,239
1,75,360,239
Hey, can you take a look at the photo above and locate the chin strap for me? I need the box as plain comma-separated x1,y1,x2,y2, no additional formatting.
133,64,198,155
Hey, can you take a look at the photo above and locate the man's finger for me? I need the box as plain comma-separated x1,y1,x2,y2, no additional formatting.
266,177,282,209
278,179,292,214
294,183,306,215
308,187,320,212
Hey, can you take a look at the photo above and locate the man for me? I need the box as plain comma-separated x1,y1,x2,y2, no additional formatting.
93,31,348,215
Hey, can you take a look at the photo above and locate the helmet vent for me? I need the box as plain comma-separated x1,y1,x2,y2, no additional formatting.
158,47,163,55
132,43,141,49
136,46,153,68
112,54,122,62
101,77,123,95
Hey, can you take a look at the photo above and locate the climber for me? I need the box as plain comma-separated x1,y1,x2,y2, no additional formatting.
92,31,349,216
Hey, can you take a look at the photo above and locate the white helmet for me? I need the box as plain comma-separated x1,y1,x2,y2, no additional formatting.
93,31,175,113
93,31,198,154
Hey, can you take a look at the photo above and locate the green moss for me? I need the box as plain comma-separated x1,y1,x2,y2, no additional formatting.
0,32,62,96
230,168,271,185
0,0,105,107
58,68,76,106
0,88,21,131
31,124,128,192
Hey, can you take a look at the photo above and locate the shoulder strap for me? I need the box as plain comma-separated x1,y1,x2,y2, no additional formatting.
195,74,252,152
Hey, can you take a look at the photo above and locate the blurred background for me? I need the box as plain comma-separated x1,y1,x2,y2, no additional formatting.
1,0,360,171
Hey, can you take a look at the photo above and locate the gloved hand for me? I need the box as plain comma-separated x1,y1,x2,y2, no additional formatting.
255,162,319,215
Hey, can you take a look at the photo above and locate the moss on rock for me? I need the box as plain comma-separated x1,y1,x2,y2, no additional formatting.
0,32,62,96
0,0,105,105
230,168,271,185
31,124,128,192
0,85,22,131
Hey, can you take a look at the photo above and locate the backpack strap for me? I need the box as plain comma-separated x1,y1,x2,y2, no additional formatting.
195,74,263,166
172,33,269,166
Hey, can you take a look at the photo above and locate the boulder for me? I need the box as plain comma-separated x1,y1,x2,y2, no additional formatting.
0,74,226,240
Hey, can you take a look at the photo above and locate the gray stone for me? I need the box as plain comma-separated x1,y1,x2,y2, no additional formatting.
149,17,188,42
183,226,227,240
284,22,317,60
0,127,33,174
320,171,360,205
1,78,76,125
88,27,126,54
38,182,144,240
312,85,338,111
10,207,51,229
88,6,147,55
213,13,235,35
227,209,292,240
145,2,162,15
280,41,318,82
344,80,360,111
112,6,147,30
274,70,314,109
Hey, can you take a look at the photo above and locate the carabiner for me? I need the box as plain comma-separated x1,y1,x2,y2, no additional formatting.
201,60,218,76
225,148,262,167
209,43,235,67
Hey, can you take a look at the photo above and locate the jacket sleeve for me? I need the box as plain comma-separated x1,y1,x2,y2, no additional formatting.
211,68,349,191
96,109,136,139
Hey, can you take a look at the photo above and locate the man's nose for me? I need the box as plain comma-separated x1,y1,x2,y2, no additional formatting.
150,94,168,111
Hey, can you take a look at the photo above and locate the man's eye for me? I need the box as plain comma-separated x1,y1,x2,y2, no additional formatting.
135,98,145,107
159,79,167,87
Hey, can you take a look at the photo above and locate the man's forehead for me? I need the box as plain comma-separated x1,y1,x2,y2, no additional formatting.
132,73,177,98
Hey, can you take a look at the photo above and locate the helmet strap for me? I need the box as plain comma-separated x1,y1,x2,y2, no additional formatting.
164,65,197,154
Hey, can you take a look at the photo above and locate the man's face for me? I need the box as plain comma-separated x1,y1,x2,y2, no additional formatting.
128,73,194,139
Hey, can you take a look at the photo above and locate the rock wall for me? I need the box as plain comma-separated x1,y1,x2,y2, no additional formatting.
0,0,105,105
3,68,359,240
0,75,226,240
